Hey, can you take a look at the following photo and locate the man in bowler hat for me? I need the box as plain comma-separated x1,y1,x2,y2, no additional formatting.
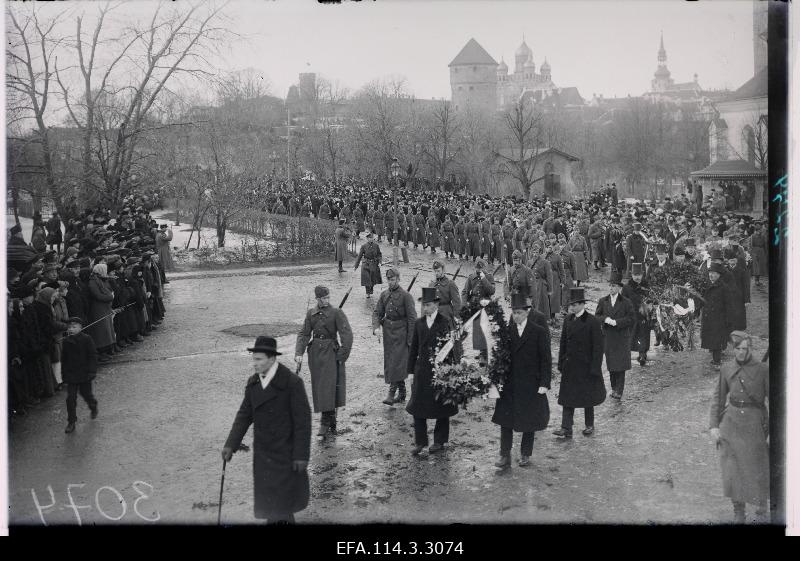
554,287,606,438
493,294,551,469
222,336,311,523
406,287,458,456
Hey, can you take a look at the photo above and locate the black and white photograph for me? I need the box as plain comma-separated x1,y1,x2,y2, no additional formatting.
1,0,794,537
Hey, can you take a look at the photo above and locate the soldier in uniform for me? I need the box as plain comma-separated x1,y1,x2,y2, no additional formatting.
406,287,459,456
442,215,456,259
334,218,351,273
503,250,534,303
373,206,384,242
354,231,382,298
426,212,440,255
454,215,467,260
295,286,354,437
373,269,417,406
465,215,480,260
429,261,461,326
502,218,516,265
553,287,606,438
413,208,426,249
461,259,495,305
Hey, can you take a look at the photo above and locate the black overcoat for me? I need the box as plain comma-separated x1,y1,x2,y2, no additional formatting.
61,332,97,384
701,281,732,350
224,364,312,519
406,313,459,419
557,311,606,408
492,321,552,432
594,294,636,371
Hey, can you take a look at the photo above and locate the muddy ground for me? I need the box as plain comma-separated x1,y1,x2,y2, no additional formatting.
8,234,769,525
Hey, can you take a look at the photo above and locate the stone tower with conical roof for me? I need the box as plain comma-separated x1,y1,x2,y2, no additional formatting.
651,32,675,92
449,38,499,113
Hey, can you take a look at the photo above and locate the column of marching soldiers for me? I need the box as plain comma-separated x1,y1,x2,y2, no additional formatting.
287,183,765,460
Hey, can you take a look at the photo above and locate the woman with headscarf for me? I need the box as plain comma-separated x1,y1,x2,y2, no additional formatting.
709,331,769,524
87,263,116,362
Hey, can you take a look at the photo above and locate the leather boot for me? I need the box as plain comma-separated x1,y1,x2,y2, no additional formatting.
382,384,397,406
394,382,407,403
494,454,511,468
317,416,330,437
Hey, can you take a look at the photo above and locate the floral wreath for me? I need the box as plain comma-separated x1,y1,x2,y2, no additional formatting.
428,298,513,409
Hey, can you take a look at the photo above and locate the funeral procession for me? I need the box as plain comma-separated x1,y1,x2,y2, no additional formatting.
5,0,782,530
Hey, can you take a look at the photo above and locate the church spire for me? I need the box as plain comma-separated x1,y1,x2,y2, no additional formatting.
658,31,667,63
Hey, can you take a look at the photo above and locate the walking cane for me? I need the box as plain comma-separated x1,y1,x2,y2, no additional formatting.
217,459,227,525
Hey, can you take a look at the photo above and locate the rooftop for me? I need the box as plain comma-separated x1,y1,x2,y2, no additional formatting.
690,159,766,179
449,38,498,67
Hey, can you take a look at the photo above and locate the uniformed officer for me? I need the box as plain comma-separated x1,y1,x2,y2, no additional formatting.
354,230,382,298
429,261,462,326
295,286,354,437
372,269,417,406
461,258,495,306
503,250,534,303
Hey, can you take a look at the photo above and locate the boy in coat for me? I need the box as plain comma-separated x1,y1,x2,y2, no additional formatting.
493,294,551,469
62,316,98,433
554,288,606,438
406,287,458,456
223,336,312,524
594,271,636,399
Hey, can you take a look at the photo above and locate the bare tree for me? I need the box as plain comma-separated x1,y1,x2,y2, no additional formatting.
496,98,546,199
6,6,69,214
421,100,460,180
51,2,232,208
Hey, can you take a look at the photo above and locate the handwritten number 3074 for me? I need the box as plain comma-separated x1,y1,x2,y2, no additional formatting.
773,227,788,246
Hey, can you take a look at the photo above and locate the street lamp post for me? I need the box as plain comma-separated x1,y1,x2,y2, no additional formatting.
390,157,401,268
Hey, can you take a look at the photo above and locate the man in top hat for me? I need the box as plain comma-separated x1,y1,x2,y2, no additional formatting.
554,287,606,438
723,248,748,331
492,294,551,469
373,268,417,406
295,286,353,436
62,316,99,434
623,263,653,366
625,222,647,276
354,230,382,298
222,336,311,524
429,261,462,326
406,287,458,456
595,271,636,399
334,218,351,273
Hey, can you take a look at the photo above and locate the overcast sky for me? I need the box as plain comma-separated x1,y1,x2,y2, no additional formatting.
225,0,756,99
8,0,757,105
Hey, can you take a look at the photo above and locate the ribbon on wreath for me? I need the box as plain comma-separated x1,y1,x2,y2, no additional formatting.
435,300,495,366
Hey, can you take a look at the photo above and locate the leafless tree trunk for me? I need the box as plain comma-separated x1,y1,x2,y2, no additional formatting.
496,99,544,199
6,6,67,215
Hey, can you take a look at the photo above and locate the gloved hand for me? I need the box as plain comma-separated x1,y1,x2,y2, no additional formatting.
221,447,233,462
537,387,547,394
